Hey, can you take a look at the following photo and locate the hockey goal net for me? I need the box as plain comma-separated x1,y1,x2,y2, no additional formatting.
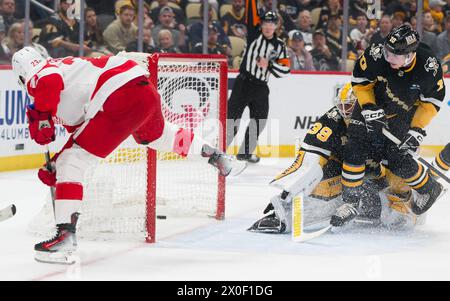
30,53,228,242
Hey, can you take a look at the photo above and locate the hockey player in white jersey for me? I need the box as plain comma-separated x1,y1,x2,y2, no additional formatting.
249,83,425,234
13,47,234,264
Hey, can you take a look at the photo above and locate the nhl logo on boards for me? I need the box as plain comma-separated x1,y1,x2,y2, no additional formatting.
424,57,439,76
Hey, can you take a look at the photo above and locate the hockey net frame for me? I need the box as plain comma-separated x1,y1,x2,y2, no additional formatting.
29,53,228,243
145,53,228,242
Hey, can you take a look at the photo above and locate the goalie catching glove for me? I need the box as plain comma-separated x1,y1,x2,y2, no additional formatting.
26,104,55,145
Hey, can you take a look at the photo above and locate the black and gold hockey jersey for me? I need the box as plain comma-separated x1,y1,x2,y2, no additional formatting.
351,42,445,130
300,106,382,178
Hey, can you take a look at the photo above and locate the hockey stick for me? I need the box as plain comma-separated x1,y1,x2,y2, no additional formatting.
0,204,16,222
382,128,450,184
292,194,331,242
44,145,56,219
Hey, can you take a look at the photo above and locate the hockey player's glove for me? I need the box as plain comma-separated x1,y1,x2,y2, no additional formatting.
38,161,56,187
37,136,75,187
361,104,387,137
399,127,426,153
26,104,55,145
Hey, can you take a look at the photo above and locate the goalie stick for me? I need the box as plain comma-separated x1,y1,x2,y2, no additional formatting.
382,128,450,184
0,204,16,222
291,194,331,242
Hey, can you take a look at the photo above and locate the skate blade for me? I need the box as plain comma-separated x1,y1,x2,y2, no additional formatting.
35,251,77,265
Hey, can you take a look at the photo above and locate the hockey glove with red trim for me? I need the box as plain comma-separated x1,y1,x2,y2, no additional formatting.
26,104,55,145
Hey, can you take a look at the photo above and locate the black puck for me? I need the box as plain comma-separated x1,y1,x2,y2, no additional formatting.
157,215,167,219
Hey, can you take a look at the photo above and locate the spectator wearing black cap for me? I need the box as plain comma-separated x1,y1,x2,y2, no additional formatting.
150,0,186,26
310,29,339,71
192,24,230,56
227,1,290,163
287,31,315,71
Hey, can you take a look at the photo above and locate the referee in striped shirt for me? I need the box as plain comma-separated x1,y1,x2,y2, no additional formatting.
227,0,290,163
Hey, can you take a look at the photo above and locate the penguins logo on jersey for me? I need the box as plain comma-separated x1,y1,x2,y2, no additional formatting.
369,44,383,61
424,57,439,77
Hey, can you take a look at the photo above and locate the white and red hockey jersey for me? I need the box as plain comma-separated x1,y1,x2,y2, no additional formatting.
26,55,149,129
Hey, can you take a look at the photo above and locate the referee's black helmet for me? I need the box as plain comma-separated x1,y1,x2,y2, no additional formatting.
261,11,278,24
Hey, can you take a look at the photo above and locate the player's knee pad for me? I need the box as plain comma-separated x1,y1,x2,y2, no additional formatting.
55,144,100,183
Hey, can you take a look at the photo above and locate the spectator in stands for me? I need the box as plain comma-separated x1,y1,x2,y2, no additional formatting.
192,24,229,56
259,0,296,32
150,0,186,26
369,14,393,44
85,7,112,56
24,20,49,58
316,0,343,30
152,6,186,52
391,11,405,29
221,0,246,39
188,4,230,51
133,2,154,30
350,13,375,56
38,0,90,58
325,15,357,62
429,0,446,33
0,20,8,63
103,4,137,54
86,0,115,16
2,21,49,60
410,15,437,48
0,0,17,33
349,0,367,21
290,10,313,51
126,27,155,53
385,0,410,17
287,31,315,71
423,10,441,34
436,14,450,60
156,29,180,53
298,0,322,11
279,0,302,22
310,29,339,71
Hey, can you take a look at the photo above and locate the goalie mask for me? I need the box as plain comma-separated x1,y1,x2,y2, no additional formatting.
334,83,357,119
12,47,47,89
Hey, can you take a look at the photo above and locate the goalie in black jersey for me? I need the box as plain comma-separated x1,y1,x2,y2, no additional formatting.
331,25,446,227
249,83,422,234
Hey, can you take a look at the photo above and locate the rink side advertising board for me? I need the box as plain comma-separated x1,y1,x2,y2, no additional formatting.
1,67,449,171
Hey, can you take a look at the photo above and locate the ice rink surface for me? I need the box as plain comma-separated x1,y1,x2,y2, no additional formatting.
1,158,450,281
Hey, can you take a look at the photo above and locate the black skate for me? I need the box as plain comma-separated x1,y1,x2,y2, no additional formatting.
35,213,79,265
412,181,445,215
236,154,260,163
202,145,247,176
248,213,286,233
330,203,359,227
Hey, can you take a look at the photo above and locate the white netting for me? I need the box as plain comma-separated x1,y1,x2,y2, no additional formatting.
29,55,225,241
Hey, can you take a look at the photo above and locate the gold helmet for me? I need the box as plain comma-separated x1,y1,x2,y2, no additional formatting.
334,83,357,119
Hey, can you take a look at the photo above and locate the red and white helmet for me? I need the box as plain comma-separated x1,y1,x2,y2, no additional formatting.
12,47,47,89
